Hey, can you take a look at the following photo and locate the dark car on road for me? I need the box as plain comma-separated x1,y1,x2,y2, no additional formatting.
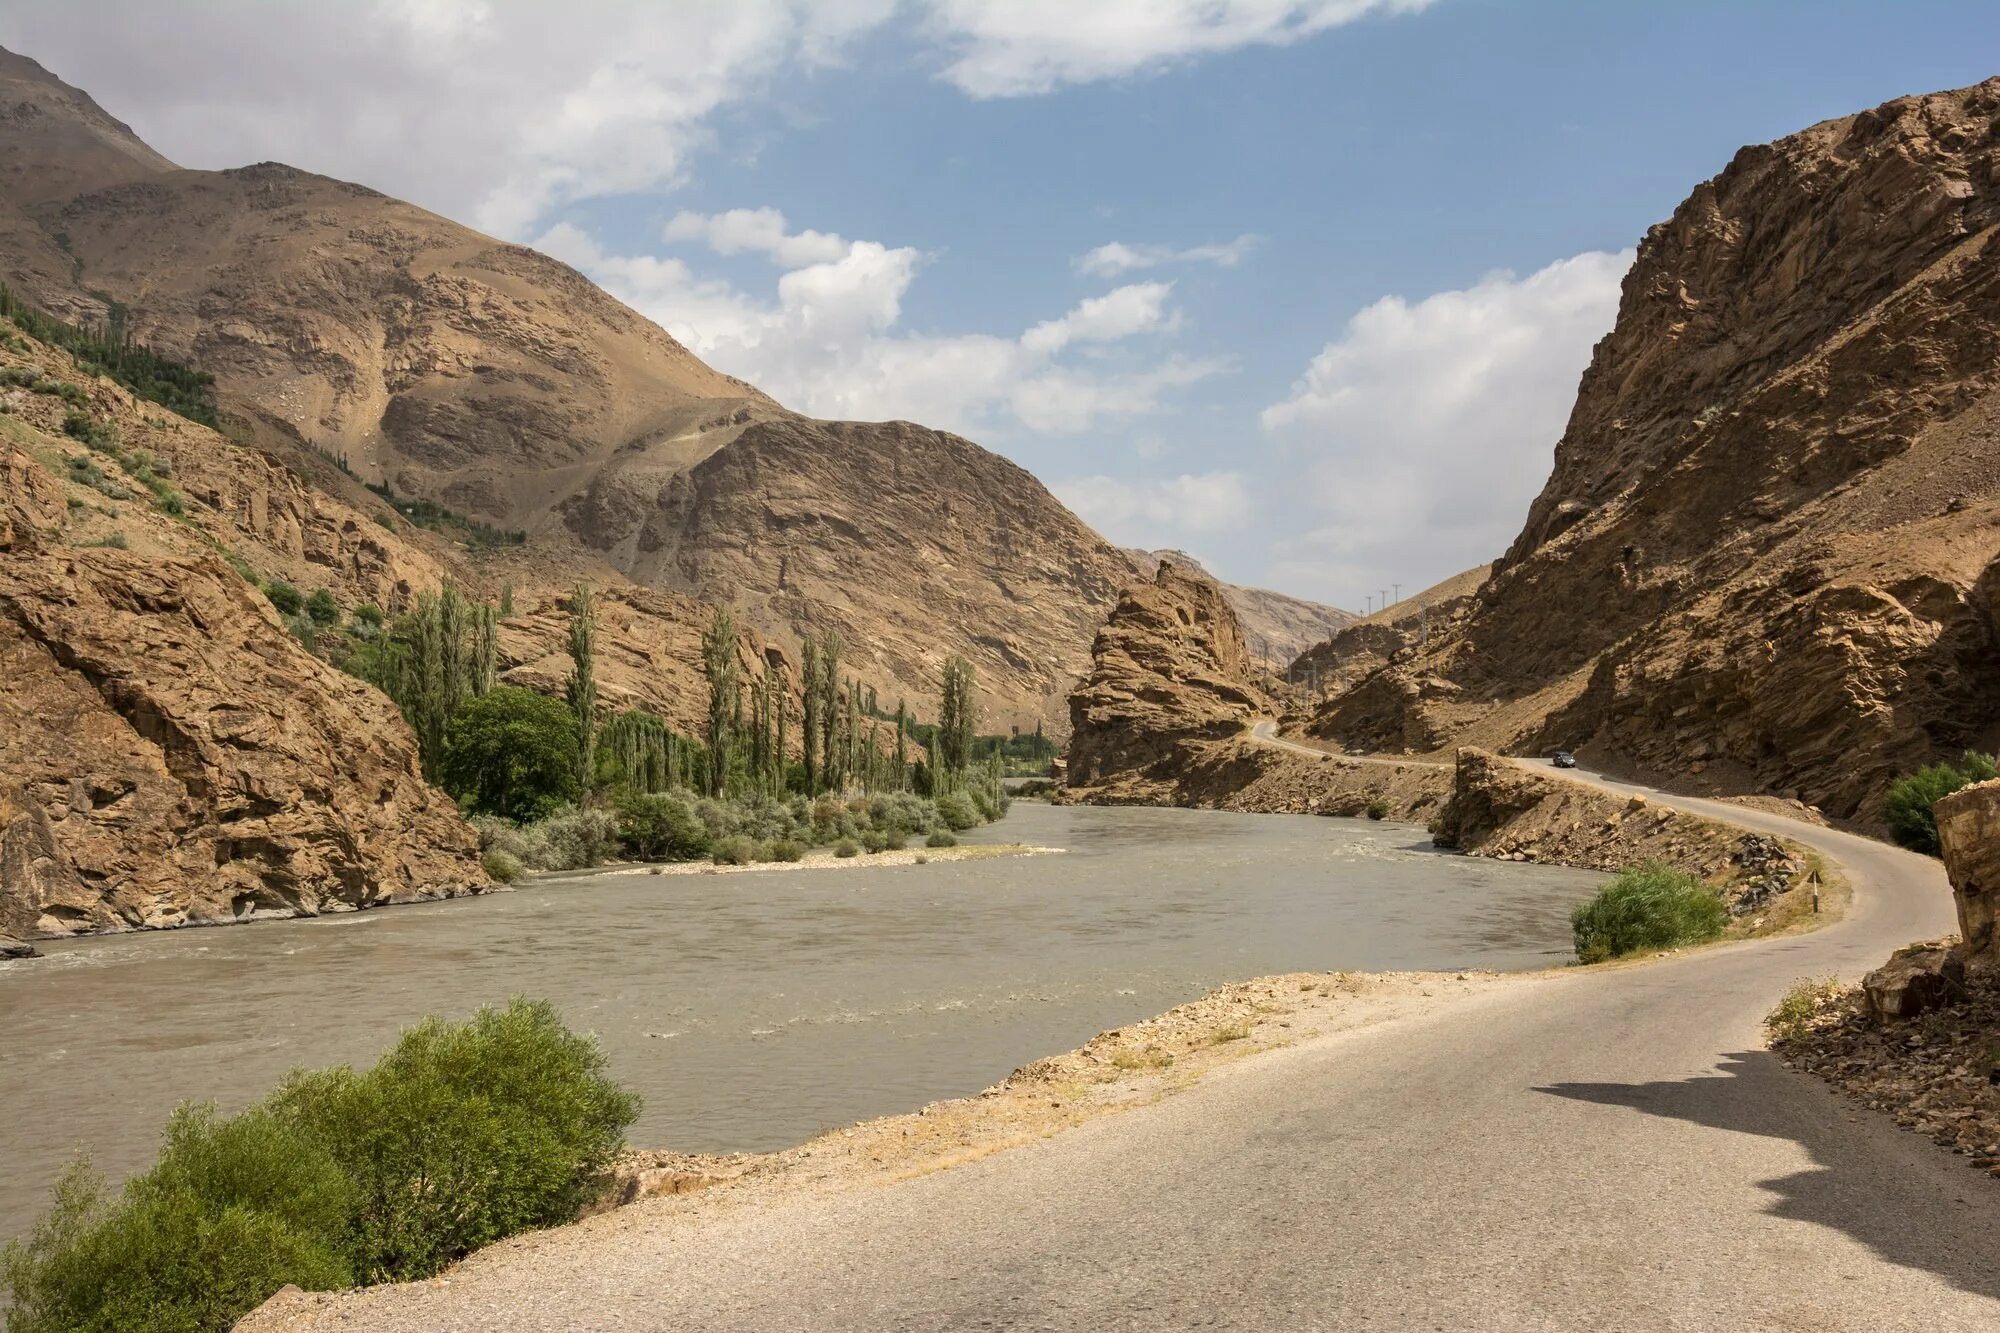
1552,750,1577,768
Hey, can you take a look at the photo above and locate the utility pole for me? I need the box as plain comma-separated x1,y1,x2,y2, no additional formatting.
1393,582,1401,605
1365,595,1372,616
1379,589,1388,615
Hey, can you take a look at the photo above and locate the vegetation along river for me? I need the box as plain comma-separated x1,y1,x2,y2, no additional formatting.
0,803,1605,1243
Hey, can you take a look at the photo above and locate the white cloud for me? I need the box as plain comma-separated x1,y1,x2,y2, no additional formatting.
1054,472,1254,543
0,0,899,239
1020,281,1180,355
664,207,854,267
1075,235,1261,277
542,220,1222,437
1259,249,1631,597
923,0,1435,97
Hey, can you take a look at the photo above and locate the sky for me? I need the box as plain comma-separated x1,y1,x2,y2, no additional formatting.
5,2,1995,611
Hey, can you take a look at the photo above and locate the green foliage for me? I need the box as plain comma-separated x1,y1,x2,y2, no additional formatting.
64,452,130,500
0,280,220,427
343,586,497,774
925,829,958,849
61,407,111,449
305,588,340,626
441,687,582,822
351,603,384,629
615,790,709,861
935,790,981,832
267,999,638,1283
482,849,524,884
767,838,805,862
710,834,765,865
361,481,525,548
564,587,599,796
860,828,890,853
1571,862,1727,964
79,532,127,550
1884,751,1997,857
1,1106,356,1333
833,837,861,858
934,656,978,789
701,605,739,796
264,580,303,616
1764,975,1847,1046
1365,799,1390,821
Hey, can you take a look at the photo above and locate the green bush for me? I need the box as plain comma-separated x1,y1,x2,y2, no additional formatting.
833,837,861,858
615,791,709,861
860,829,889,854
351,603,384,630
935,791,981,832
439,686,581,822
925,830,958,849
264,581,303,616
1571,862,1727,963
1884,751,1997,857
2,1108,355,1333
767,838,804,862
1365,799,1390,821
482,849,524,884
305,588,340,626
5,1004,637,1327
535,807,619,871
880,829,907,851
710,834,763,865
268,999,638,1283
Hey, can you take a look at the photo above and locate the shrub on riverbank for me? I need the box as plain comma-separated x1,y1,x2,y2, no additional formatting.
1884,751,1997,857
2,1000,638,1330
1571,863,1728,963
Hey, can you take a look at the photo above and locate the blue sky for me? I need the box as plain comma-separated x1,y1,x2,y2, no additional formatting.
8,1,1996,609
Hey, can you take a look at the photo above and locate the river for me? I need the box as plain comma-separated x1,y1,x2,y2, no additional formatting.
0,803,1604,1242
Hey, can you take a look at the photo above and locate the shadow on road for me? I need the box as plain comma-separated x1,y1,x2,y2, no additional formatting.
1536,1052,2000,1304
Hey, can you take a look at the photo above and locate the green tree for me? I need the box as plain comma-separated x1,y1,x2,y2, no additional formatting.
563,587,597,795
305,588,339,626
345,586,495,776
1885,751,1998,856
935,656,978,791
702,606,740,796
801,638,821,795
439,687,581,820
895,698,908,790
818,630,842,791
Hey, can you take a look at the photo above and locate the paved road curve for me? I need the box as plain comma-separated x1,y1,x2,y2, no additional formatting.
287,747,1998,1331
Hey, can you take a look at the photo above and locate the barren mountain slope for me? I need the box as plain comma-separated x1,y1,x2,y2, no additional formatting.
1125,548,1356,666
0,46,1154,729
1313,80,2000,821
608,416,1139,733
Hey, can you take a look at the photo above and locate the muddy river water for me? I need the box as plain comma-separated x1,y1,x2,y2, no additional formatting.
0,803,1605,1241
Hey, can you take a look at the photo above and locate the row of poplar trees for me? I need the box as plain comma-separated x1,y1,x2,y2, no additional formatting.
361,581,984,805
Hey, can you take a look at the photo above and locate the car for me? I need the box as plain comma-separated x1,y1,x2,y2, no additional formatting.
1552,750,1577,769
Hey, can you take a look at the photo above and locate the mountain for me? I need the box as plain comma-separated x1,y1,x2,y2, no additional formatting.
0,47,1150,731
1123,549,1355,668
1309,79,2000,822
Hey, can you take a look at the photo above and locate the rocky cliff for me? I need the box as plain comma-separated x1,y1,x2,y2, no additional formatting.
1936,778,2000,972
0,46,1167,731
1065,560,1266,795
1126,549,1355,668
0,339,487,938
1309,80,2000,823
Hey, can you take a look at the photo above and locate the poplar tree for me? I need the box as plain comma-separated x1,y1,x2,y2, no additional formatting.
563,585,597,794
801,638,821,794
818,630,842,791
895,698,908,790
702,606,739,796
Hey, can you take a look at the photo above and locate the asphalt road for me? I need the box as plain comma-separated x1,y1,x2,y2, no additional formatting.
279,748,1997,1331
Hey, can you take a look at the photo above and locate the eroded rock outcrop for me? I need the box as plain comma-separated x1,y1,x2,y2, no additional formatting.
1065,560,1266,796
1310,80,2000,823
0,460,483,938
1936,777,2000,970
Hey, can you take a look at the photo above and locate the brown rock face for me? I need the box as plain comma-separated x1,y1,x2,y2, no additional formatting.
1126,549,1355,668
0,464,482,939
1862,941,1968,1021
1066,560,1266,793
1936,778,2000,968
1314,81,2000,822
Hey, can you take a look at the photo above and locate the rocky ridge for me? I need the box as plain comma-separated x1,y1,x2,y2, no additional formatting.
1126,548,1355,668
1305,81,2000,824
